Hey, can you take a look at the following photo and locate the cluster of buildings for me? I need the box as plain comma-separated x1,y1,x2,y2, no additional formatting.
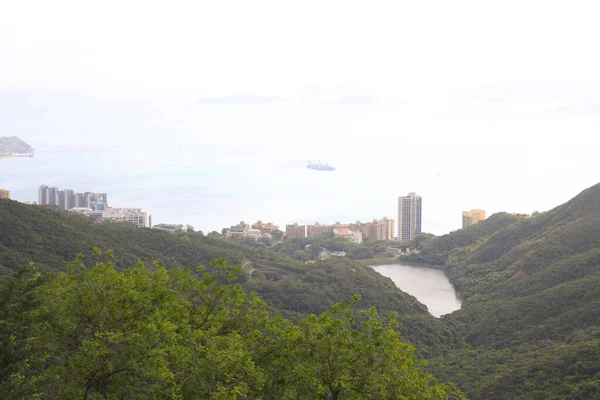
0,189,10,199
38,185,108,211
69,207,152,228
15,185,489,239
396,192,487,239
285,193,486,245
285,218,395,244
37,185,152,228
224,221,280,242
70,207,152,228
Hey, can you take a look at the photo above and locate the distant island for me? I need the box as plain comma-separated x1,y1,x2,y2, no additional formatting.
0,136,33,158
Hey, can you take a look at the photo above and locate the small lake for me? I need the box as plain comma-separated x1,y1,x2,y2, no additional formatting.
372,264,462,318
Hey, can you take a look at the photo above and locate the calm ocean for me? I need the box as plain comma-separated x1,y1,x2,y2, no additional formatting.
3,98,597,234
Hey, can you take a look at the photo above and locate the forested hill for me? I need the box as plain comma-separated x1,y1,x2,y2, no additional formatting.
417,183,600,399
0,199,461,357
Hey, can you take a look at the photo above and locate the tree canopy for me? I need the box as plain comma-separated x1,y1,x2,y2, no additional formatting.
0,254,463,399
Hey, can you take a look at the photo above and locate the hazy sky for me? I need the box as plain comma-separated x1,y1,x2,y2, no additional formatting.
1,1,599,97
1,1,600,234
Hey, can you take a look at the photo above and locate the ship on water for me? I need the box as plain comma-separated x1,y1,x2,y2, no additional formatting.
307,160,335,171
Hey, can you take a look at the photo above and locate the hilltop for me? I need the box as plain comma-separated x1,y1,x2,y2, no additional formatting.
0,199,462,358
0,136,32,156
408,183,600,399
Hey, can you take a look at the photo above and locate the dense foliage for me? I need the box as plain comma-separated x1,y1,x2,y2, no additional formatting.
0,256,463,399
272,233,395,261
0,199,461,358
0,136,32,156
412,183,600,399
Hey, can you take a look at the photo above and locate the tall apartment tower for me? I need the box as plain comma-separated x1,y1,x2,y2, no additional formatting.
398,192,422,241
462,209,486,228
46,186,58,206
63,189,76,210
38,185,49,205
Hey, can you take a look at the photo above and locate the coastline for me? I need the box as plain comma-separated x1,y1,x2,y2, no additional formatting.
369,259,447,270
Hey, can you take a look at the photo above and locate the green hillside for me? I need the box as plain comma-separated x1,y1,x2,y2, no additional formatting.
412,183,600,399
0,199,461,358
0,136,32,155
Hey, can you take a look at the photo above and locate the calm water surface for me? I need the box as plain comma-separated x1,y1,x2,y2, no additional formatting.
372,264,461,317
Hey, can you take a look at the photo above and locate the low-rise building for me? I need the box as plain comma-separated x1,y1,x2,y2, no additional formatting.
153,223,187,233
70,207,151,228
333,227,362,244
251,221,280,234
245,228,262,240
0,189,10,199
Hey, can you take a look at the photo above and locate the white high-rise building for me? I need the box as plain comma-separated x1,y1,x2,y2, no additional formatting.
398,192,422,241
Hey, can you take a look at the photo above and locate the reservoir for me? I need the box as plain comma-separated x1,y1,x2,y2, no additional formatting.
372,264,462,318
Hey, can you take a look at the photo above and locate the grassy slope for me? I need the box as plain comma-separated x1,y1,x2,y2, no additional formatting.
413,183,600,399
0,199,462,357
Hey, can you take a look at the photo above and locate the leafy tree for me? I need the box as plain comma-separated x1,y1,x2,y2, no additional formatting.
277,296,464,400
271,230,284,241
0,255,463,399
0,263,49,398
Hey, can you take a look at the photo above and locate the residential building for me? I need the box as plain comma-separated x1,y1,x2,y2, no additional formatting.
285,223,306,239
37,185,58,206
348,217,395,241
333,227,363,244
56,190,66,210
307,222,334,237
153,223,188,233
227,222,249,237
398,192,422,241
76,192,90,208
38,185,48,204
462,209,486,228
251,221,280,234
245,228,262,241
38,185,107,210
46,186,58,206
62,189,76,210
367,218,395,241
71,207,151,228
0,189,10,199
103,208,151,228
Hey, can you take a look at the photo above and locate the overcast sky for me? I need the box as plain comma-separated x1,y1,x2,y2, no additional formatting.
1,1,600,234
1,1,599,99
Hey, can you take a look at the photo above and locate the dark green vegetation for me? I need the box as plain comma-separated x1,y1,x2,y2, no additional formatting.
0,258,464,399
0,136,32,156
407,184,600,399
273,232,397,261
0,199,461,359
4,181,600,399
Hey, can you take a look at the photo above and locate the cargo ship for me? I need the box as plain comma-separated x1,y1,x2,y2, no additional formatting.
307,160,335,171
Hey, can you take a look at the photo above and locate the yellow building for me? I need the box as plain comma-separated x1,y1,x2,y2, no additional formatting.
462,209,486,228
0,189,10,199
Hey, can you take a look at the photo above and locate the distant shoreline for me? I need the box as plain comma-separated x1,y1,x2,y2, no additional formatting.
0,152,34,160
370,260,447,270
